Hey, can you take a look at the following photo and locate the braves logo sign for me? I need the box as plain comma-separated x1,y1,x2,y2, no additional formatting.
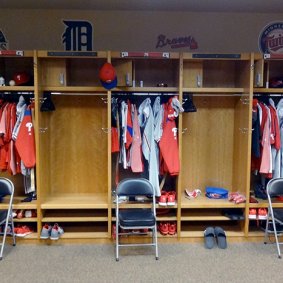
259,22,283,54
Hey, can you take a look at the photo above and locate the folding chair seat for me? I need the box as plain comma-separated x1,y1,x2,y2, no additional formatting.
115,178,158,261
264,178,283,258
0,177,16,260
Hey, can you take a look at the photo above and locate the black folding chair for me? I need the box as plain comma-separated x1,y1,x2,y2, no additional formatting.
115,178,158,261
0,178,16,260
264,178,283,258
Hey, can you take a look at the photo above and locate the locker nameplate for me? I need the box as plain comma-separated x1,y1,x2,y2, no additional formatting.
121,52,170,59
0,50,24,56
264,53,283,60
47,51,98,57
192,54,241,59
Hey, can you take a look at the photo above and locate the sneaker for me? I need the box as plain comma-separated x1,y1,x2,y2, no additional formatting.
234,194,246,204
50,223,64,240
168,222,177,235
249,208,257,219
228,192,240,202
40,223,52,239
258,208,268,220
249,196,259,203
113,196,128,204
158,191,168,206
167,191,176,206
25,210,37,218
185,189,201,199
15,225,33,237
16,209,25,219
12,210,17,218
158,222,169,235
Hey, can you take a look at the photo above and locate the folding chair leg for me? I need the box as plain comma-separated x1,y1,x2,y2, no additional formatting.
264,212,270,244
11,220,16,246
115,222,119,261
272,219,282,259
154,224,158,260
0,220,9,260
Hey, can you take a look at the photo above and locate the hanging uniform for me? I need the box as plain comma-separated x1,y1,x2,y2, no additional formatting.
15,105,36,168
130,104,143,173
138,98,160,196
159,97,183,176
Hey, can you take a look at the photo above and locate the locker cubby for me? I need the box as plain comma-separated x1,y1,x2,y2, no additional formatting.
180,220,244,237
183,54,251,89
180,95,251,196
0,55,34,85
111,52,180,90
41,209,108,222
56,222,108,238
38,57,107,87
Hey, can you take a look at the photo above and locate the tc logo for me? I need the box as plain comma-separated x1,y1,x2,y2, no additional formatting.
62,20,93,51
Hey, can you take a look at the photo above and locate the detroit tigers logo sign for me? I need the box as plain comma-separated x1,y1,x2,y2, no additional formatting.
62,20,93,51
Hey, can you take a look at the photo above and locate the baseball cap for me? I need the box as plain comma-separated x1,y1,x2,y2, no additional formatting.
99,62,117,90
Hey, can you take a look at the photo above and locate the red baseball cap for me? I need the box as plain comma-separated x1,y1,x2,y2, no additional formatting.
99,62,117,90
99,63,116,82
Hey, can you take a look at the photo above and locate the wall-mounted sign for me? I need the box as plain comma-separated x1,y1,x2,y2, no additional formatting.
62,20,93,51
0,30,8,50
156,34,198,49
259,22,283,54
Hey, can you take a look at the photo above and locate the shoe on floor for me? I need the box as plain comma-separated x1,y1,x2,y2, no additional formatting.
258,208,268,220
214,226,227,249
16,209,25,219
40,223,52,239
168,222,177,235
15,225,33,237
25,210,37,218
158,191,168,206
50,223,64,240
158,222,169,235
167,191,176,206
249,208,257,219
204,227,215,249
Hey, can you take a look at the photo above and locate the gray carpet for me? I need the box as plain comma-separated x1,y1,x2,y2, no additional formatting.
0,241,283,283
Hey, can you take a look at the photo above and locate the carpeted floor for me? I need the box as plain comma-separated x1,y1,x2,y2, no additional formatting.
0,241,283,283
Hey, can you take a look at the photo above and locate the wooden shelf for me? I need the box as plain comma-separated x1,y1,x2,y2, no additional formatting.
42,209,108,222
0,197,37,210
112,201,177,209
180,230,245,238
16,233,38,240
60,232,109,239
112,87,179,92
248,198,283,208
42,86,108,93
181,210,232,221
254,88,283,93
41,193,108,209
181,194,246,208
14,218,38,223
0,86,34,91
183,87,245,94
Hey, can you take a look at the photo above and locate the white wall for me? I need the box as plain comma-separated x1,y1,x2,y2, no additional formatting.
0,9,282,52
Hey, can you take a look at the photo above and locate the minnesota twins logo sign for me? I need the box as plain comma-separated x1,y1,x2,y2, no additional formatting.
259,22,283,54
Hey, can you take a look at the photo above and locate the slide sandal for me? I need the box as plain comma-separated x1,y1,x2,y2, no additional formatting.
204,227,215,249
214,226,227,249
